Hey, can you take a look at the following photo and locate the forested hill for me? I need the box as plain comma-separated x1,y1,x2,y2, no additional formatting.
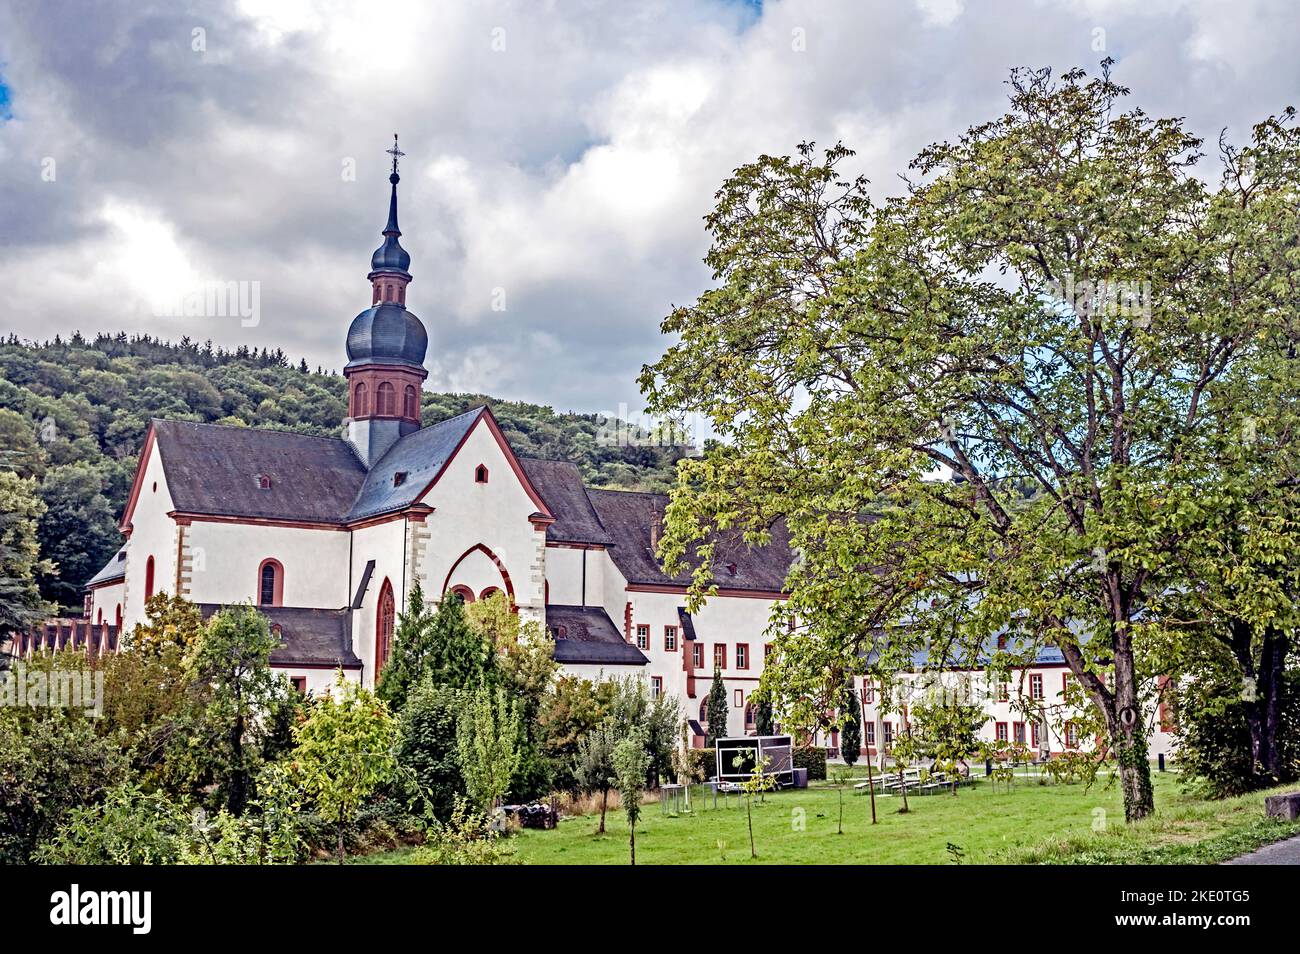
0,333,683,612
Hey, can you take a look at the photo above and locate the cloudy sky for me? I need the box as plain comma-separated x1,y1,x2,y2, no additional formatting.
1,0,1297,418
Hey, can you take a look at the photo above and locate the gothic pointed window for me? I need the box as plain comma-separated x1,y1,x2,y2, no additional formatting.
144,556,156,601
377,382,396,416
376,578,395,675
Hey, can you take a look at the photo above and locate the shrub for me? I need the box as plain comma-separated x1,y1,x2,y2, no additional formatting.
410,798,516,866
396,680,465,820
793,746,828,781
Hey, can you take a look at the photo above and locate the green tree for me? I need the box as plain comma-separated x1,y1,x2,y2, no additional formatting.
0,711,126,863
706,668,728,746
456,684,523,812
753,694,775,736
574,725,619,834
376,583,437,711
395,679,465,819
838,682,861,767
181,605,293,814
291,674,398,864
539,675,613,791
641,65,1294,823
0,470,52,634
613,729,649,865
36,462,121,611
909,690,986,795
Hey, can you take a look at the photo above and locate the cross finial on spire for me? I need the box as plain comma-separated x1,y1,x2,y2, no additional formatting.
386,133,405,178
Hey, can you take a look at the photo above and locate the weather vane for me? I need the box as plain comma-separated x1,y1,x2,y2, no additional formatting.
386,133,405,177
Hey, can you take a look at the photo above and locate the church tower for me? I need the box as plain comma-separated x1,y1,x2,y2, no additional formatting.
344,135,429,467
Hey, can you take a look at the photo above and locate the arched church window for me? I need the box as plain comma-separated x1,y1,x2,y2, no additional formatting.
144,556,156,601
448,585,475,603
479,586,501,602
403,385,418,420
258,559,284,606
354,381,368,417
377,382,396,416
376,579,395,675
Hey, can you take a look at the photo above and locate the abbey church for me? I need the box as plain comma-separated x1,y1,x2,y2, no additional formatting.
14,146,1175,761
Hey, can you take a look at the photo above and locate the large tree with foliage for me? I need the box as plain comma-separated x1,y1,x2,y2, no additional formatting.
291,675,397,864
456,684,523,812
574,725,619,833
179,605,295,815
642,64,1299,822
0,469,52,635
838,683,861,767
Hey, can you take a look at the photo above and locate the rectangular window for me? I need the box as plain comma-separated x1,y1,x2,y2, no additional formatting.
864,722,876,746
1013,721,1026,744
995,721,1008,742
1029,674,1044,699
736,643,749,669
713,644,726,670
635,624,649,651
882,721,894,750
862,681,875,705
664,625,677,653
733,688,743,708
692,643,703,669
997,681,1010,702
1065,722,1078,748
1031,722,1041,747
764,642,773,659
651,676,663,699
1061,672,1070,697
290,676,307,695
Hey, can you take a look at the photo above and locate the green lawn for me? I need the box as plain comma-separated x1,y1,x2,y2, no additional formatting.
351,769,1300,865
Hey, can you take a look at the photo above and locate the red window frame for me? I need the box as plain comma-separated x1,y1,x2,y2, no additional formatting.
257,558,284,606
1013,721,1026,744
1065,721,1079,748
1031,722,1041,747
376,381,396,416
1029,673,1044,699
713,644,726,670
651,676,663,699
864,722,876,746
144,555,156,601
664,625,677,652
691,643,703,669
635,624,650,651
735,643,749,669
995,721,1009,742
997,681,1010,702
376,578,395,675
733,688,743,708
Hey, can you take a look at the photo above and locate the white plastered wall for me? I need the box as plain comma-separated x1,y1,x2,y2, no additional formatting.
122,441,177,630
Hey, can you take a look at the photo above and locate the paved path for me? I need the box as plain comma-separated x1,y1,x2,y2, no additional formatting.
1224,833,1300,865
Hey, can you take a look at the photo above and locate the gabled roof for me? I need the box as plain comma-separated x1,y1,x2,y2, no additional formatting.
546,604,648,666
346,407,483,521
519,458,613,545
587,489,793,592
149,420,367,524
86,549,127,588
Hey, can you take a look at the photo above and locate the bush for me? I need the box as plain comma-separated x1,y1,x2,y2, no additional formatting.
396,681,465,820
410,798,516,866
0,712,127,864
793,746,827,781
680,747,715,782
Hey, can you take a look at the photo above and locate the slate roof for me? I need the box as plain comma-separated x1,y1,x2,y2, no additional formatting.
198,604,361,669
519,458,614,545
587,489,793,592
346,407,483,520
546,604,648,666
86,549,127,588
152,420,366,523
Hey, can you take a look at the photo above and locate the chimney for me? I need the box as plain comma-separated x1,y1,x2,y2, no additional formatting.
650,507,662,553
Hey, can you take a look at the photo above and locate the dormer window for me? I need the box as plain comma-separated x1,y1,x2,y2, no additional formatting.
255,474,272,490
393,471,407,487
474,464,489,484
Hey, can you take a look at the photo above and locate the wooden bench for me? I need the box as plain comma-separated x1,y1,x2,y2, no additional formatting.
1265,792,1300,820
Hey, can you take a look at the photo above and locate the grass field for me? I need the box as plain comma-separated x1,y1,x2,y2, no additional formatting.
352,768,1300,865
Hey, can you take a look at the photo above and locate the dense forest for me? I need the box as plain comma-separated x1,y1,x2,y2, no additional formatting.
0,333,683,614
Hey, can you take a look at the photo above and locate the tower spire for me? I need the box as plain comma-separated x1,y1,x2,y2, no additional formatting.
384,133,405,235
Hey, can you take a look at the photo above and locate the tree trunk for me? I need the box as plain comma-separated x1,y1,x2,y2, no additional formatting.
747,796,756,857
599,788,608,834
229,714,246,816
336,807,346,865
1232,622,1289,783
866,761,877,824
629,824,636,866
1110,634,1154,822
